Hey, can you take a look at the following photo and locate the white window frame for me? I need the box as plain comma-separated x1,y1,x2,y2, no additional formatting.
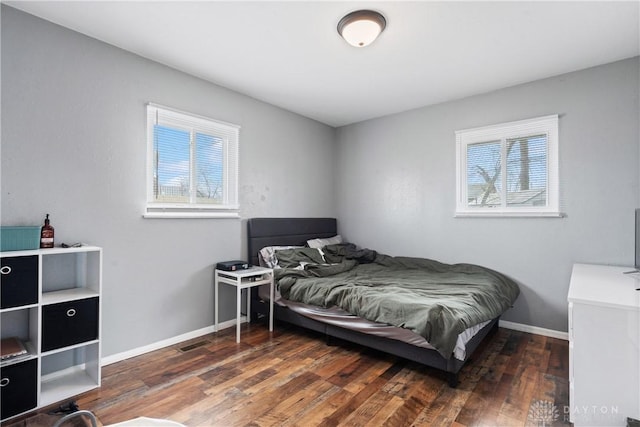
144,103,240,219
455,115,560,218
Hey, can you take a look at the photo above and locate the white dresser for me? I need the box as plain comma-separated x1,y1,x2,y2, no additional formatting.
568,263,640,426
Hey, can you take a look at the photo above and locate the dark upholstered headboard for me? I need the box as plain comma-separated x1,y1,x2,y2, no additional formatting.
247,218,337,266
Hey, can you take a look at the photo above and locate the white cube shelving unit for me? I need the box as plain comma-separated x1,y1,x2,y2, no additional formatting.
1,246,102,421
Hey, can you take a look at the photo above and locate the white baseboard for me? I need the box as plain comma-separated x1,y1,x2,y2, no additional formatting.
102,317,566,367
101,317,245,366
499,320,568,341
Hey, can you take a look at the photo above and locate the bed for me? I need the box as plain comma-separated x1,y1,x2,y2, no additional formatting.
246,217,519,387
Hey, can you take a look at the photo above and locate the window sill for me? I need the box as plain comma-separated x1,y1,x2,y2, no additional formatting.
144,202,240,219
454,211,565,218
143,211,240,219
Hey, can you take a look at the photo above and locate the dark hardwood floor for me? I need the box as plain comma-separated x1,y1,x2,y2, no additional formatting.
5,323,570,426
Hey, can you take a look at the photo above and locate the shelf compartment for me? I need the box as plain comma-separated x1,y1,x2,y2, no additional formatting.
40,343,100,407
41,250,101,295
0,358,38,419
1,308,39,354
42,297,99,352
0,255,39,309
0,341,37,368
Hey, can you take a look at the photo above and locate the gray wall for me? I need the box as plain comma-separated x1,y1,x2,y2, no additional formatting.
1,6,336,356
335,57,640,332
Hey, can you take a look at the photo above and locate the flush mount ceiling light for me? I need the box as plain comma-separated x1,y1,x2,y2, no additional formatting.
337,10,386,47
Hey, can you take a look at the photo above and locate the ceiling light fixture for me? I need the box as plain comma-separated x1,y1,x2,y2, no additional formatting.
337,10,386,48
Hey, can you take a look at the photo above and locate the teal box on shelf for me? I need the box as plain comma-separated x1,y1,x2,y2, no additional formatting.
0,226,41,251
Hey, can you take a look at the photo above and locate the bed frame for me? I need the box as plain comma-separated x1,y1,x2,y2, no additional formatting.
246,217,499,387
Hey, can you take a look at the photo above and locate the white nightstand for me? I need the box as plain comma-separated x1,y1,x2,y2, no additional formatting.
214,266,274,343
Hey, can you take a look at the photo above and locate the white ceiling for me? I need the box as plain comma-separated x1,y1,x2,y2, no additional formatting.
5,1,640,127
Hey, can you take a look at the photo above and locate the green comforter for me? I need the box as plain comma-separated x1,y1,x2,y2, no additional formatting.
274,245,520,359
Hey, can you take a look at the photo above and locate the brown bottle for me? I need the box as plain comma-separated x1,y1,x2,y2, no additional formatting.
40,214,54,248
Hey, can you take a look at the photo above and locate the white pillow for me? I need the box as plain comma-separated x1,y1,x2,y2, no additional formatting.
307,235,343,249
259,245,302,268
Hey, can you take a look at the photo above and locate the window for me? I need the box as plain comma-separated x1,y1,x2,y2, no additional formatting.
145,104,240,218
455,115,559,217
